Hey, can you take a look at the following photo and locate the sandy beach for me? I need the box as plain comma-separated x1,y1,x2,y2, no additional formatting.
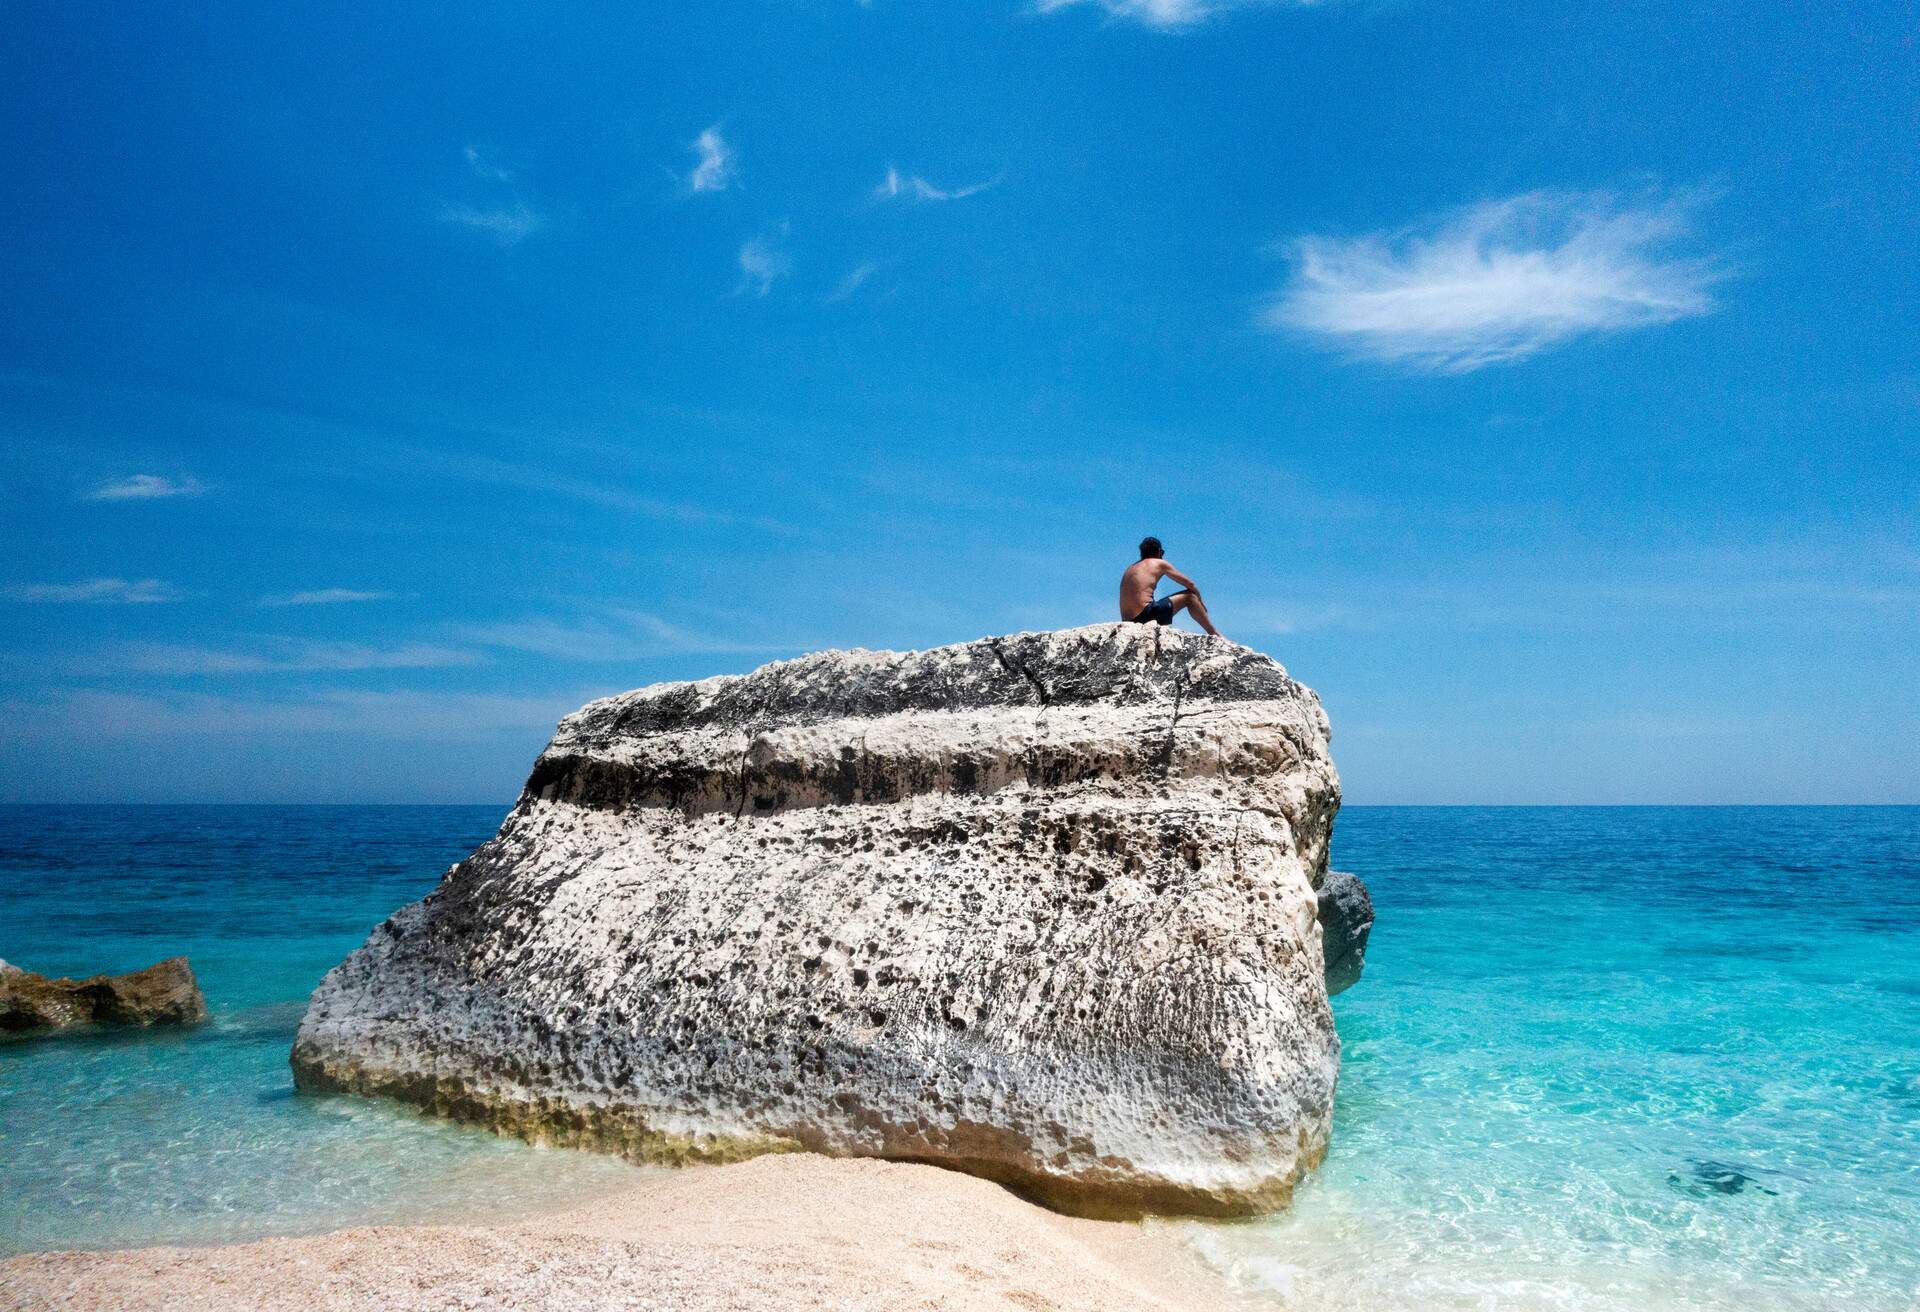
0,1153,1257,1312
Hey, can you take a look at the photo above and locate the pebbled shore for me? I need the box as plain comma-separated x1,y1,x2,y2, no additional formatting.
0,1152,1256,1312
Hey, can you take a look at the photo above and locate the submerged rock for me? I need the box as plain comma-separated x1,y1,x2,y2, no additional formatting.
294,624,1347,1217
1669,1159,1781,1197
0,956,208,1034
1318,870,1374,996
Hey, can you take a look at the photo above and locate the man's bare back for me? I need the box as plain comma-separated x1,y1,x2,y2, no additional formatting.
1119,537,1221,636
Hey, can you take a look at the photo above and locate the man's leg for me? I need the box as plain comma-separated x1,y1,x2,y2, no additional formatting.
1172,590,1221,637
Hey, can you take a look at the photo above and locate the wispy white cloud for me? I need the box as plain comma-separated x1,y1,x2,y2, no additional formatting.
86,474,205,501
824,261,881,303
872,166,1000,203
689,125,736,193
0,687,583,740
443,143,541,243
1267,189,1722,373
259,589,396,607
458,610,792,661
737,225,792,296
10,578,182,604
440,201,544,245
108,639,480,676
463,144,515,183
1036,0,1291,30
388,445,797,534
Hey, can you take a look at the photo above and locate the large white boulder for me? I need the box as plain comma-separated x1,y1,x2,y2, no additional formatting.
293,624,1346,1216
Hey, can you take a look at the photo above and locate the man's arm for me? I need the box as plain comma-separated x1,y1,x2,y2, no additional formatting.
1162,562,1221,636
1162,562,1199,592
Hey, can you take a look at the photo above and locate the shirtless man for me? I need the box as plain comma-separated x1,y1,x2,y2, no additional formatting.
1119,536,1220,636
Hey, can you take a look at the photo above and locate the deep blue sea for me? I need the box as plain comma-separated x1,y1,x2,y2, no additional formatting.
2,806,1916,1311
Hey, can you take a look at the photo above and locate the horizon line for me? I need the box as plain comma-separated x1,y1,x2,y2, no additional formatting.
1,801,1913,809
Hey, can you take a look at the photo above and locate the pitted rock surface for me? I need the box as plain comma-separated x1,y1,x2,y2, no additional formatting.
293,624,1346,1217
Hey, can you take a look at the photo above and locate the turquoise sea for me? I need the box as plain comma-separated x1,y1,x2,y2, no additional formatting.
2,805,1916,1311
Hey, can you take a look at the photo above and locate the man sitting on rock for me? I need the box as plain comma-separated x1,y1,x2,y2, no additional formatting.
1120,536,1221,636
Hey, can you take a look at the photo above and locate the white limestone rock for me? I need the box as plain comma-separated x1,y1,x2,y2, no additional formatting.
293,623,1345,1217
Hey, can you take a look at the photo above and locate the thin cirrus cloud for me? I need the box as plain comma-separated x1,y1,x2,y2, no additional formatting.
824,262,880,303
381,444,797,535
109,639,481,676
462,144,515,183
9,578,182,604
441,145,543,245
1266,189,1723,373
872,167,1000,203
1035,0,1292,30
440,200,544,245
737,225,792,296
3,687,589,740
689,125,736,193
259,589,396,607
457,610,794,661
86,474,205,501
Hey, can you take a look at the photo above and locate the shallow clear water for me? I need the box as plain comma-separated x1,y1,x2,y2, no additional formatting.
1185,806,1920,1311
2,806,1916,1311
0,806,640,1254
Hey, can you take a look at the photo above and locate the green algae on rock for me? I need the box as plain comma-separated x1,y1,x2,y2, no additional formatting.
1,956,208,1035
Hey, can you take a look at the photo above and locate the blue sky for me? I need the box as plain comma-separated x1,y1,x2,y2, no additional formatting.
2,1,1914,803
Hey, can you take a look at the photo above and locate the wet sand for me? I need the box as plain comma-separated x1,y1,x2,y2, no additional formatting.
0,1153,1258,1312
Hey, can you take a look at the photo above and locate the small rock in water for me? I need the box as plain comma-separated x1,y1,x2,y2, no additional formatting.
1318,869,1373,996
1669,1158,1779,1197
0,957,209,1035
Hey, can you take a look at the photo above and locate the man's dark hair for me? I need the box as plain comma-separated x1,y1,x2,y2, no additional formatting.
1139,536,1163,559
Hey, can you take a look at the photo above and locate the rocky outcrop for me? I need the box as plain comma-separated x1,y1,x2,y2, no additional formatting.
294,624,1348,1217
1318,870,1374,996
0,956,208,1034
